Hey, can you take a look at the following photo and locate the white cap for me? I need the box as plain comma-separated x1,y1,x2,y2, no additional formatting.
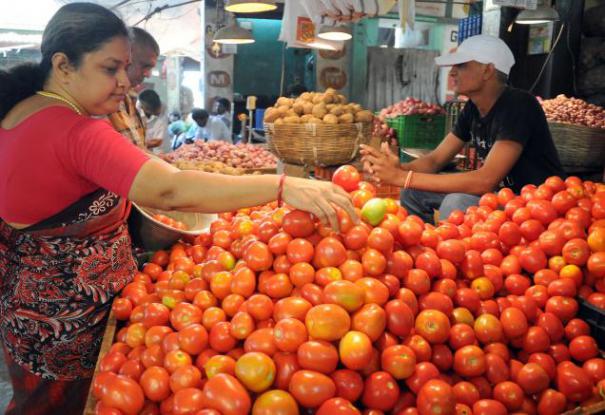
435,34,516,75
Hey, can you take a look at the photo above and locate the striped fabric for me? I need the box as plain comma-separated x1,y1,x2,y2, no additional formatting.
108,92,146,149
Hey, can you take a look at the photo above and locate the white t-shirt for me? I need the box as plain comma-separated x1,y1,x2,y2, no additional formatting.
207,115,232,143
144,105,171,153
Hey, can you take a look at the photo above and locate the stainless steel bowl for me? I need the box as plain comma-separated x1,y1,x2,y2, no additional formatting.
129,203,217,251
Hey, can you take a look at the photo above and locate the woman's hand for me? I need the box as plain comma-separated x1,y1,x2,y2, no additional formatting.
281,177,359,231
361,142,403,185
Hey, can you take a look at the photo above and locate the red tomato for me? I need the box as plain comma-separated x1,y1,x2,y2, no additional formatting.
305,304,351,341
453,346,486,378
244,241,274,272
339,331,373,371
273,318,308,353
568,335,598,362
172,387,205,414
454,288,481,315
317,397,361,415
297,340,339,374
431,344,453,372
202,373,251,415
289,370,336,408
398,220,424,246
282,210,316,238
485,353,509,385
415,252,443,278
314,237,348,268
138,366,171,403
523,326,551,354
368,227,395,254
99,351,127,374
331,369,364,402
499,222,522,247
556,361,593,402
564,318,590,340
362,371,400,411
460,250,484,280
344,225,370,250
273,352,300,390
582,358,605,383
382,342,417,382
362,248,387,276
332,165,361,192
452,381,480,407
416,379,456,415
178,323,208,355
492,381,524,411
351,303,387,342
517,363,549,395
562,238,591,266
385,299,415,338
472,399,507,415
449,324,476,351
537,389,567,415
536,312,564,343
500,307,528,339
405,362,440,394
112,298,133,321
252,390,299,415
545,296,578,323
528,353,556,380
268,232,292,255
415,309,451,344
97,373,145,415
285,238,314,264
474,314,503,344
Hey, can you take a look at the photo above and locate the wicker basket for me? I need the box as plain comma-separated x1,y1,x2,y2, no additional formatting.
265,122,371,166
549,122,605,171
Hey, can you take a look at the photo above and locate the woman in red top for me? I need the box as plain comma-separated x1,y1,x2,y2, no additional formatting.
0,4,355,414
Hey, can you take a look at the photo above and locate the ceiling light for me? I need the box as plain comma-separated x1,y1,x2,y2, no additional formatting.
213,24,255,44
225,0,277,13
317,25,352,41
515,6,560,24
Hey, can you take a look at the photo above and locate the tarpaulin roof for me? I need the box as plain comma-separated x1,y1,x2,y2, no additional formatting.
0,0,203,58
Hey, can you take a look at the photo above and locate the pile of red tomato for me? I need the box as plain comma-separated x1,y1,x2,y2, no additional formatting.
152,214,189,231
93,165,605,415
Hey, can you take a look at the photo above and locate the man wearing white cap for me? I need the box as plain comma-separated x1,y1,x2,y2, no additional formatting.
361,34,564,224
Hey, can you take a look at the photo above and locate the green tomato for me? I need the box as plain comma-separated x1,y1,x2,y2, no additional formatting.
361,198,387,226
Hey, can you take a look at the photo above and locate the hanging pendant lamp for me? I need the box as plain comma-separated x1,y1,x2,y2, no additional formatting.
225,0,277,13
515,5,560,24
213,24,255,44
317,25,352,41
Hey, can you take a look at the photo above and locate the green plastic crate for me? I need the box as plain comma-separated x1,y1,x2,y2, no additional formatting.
386,114,446,151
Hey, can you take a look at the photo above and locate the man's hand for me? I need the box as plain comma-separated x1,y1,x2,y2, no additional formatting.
360,142,403,185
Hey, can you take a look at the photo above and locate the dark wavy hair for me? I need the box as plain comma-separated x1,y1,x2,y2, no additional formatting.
0,3,128,119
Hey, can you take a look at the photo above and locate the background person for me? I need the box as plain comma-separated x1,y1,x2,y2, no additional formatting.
108,27,159,149
138,89,170,153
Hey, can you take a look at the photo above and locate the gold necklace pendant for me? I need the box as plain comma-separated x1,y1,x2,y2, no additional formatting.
36,91,84,115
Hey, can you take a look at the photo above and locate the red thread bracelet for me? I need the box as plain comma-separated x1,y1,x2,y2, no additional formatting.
403,171,414,190
277,174,286,207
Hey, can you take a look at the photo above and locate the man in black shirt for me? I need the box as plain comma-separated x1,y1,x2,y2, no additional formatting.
361,34,564,224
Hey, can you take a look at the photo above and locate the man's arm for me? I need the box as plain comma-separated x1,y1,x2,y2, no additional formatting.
396,139,524,194
360,133,466,184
